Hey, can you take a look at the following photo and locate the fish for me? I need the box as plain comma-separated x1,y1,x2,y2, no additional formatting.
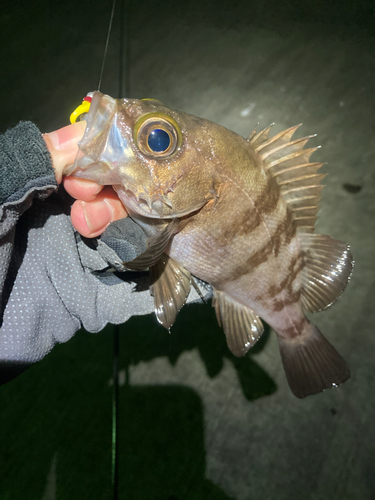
69,91,353,398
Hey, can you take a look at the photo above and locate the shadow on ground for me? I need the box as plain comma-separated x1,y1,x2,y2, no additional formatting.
0,301,274,499
121,301,276,401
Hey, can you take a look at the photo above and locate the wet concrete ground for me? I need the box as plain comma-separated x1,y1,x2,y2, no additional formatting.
1,0,374,498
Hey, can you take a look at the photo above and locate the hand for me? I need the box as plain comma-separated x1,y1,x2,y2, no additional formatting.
44,122,127,238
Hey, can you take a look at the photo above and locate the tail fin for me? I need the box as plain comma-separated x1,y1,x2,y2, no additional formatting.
277,324,350,399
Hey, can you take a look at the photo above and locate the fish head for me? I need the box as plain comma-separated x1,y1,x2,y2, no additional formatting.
69,92,221,219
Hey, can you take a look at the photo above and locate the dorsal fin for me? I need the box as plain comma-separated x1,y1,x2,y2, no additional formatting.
250,124,324,234
255,124,302,154
247,123,274,148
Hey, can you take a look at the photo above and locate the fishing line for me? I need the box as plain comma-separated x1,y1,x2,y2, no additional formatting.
112,324,120,500
118,0,131,98
97,0,117,92
95,0,131,495
110,0,131,498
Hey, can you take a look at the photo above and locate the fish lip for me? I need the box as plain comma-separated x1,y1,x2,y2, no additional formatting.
114,186,207,219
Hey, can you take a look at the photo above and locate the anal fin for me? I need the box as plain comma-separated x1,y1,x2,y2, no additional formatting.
150,255,192,329
212,290,264,356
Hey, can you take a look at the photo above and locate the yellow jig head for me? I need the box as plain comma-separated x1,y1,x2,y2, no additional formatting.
70,92,94,123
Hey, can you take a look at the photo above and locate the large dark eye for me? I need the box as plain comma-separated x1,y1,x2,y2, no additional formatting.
134,113,182,158
148,129,170,152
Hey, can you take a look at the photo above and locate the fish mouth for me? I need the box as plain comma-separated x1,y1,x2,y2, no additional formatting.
114,186,206,219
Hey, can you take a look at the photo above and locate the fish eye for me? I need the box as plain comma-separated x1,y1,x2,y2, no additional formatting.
148,129,171,152
134,113,182,158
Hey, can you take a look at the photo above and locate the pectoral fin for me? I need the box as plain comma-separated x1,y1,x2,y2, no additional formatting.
212,290,264,356
150,255,192,329
122,219,182,271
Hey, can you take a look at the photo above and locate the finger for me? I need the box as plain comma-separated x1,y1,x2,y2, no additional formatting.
70,186,128,238
44,121,87,183
63,176,104,202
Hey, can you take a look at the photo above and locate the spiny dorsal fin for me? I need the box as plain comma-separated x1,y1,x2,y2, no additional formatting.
250,124,324,234
150,255,192,329
299,233,353,313
212,289,264,356
255,124,302,154
247,123,274,148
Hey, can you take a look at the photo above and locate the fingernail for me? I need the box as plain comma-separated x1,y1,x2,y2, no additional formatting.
46,130,61,150
81,199,113,233
74,178,102,195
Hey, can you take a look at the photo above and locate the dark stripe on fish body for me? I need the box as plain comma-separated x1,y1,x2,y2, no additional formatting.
229,209,297,282
218,170,281,245
278,209,296,250
272,291,301,311
282,317,306,339
220,207,263,241
269,250,305,311
253,174,281,216
218,174,279,243
264,209,296,260
267,252,304,297
229,238,274,282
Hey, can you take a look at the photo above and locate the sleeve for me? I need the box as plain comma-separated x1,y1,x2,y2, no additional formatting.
0,121,57,204
0,121,58,321
0,121,58,382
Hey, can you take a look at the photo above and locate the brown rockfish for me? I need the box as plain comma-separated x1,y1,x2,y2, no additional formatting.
70,92,353,398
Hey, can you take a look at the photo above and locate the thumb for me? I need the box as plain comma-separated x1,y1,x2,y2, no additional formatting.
43,121,86,184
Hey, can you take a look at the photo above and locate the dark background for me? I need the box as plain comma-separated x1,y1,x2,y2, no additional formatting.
0,1,374,499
